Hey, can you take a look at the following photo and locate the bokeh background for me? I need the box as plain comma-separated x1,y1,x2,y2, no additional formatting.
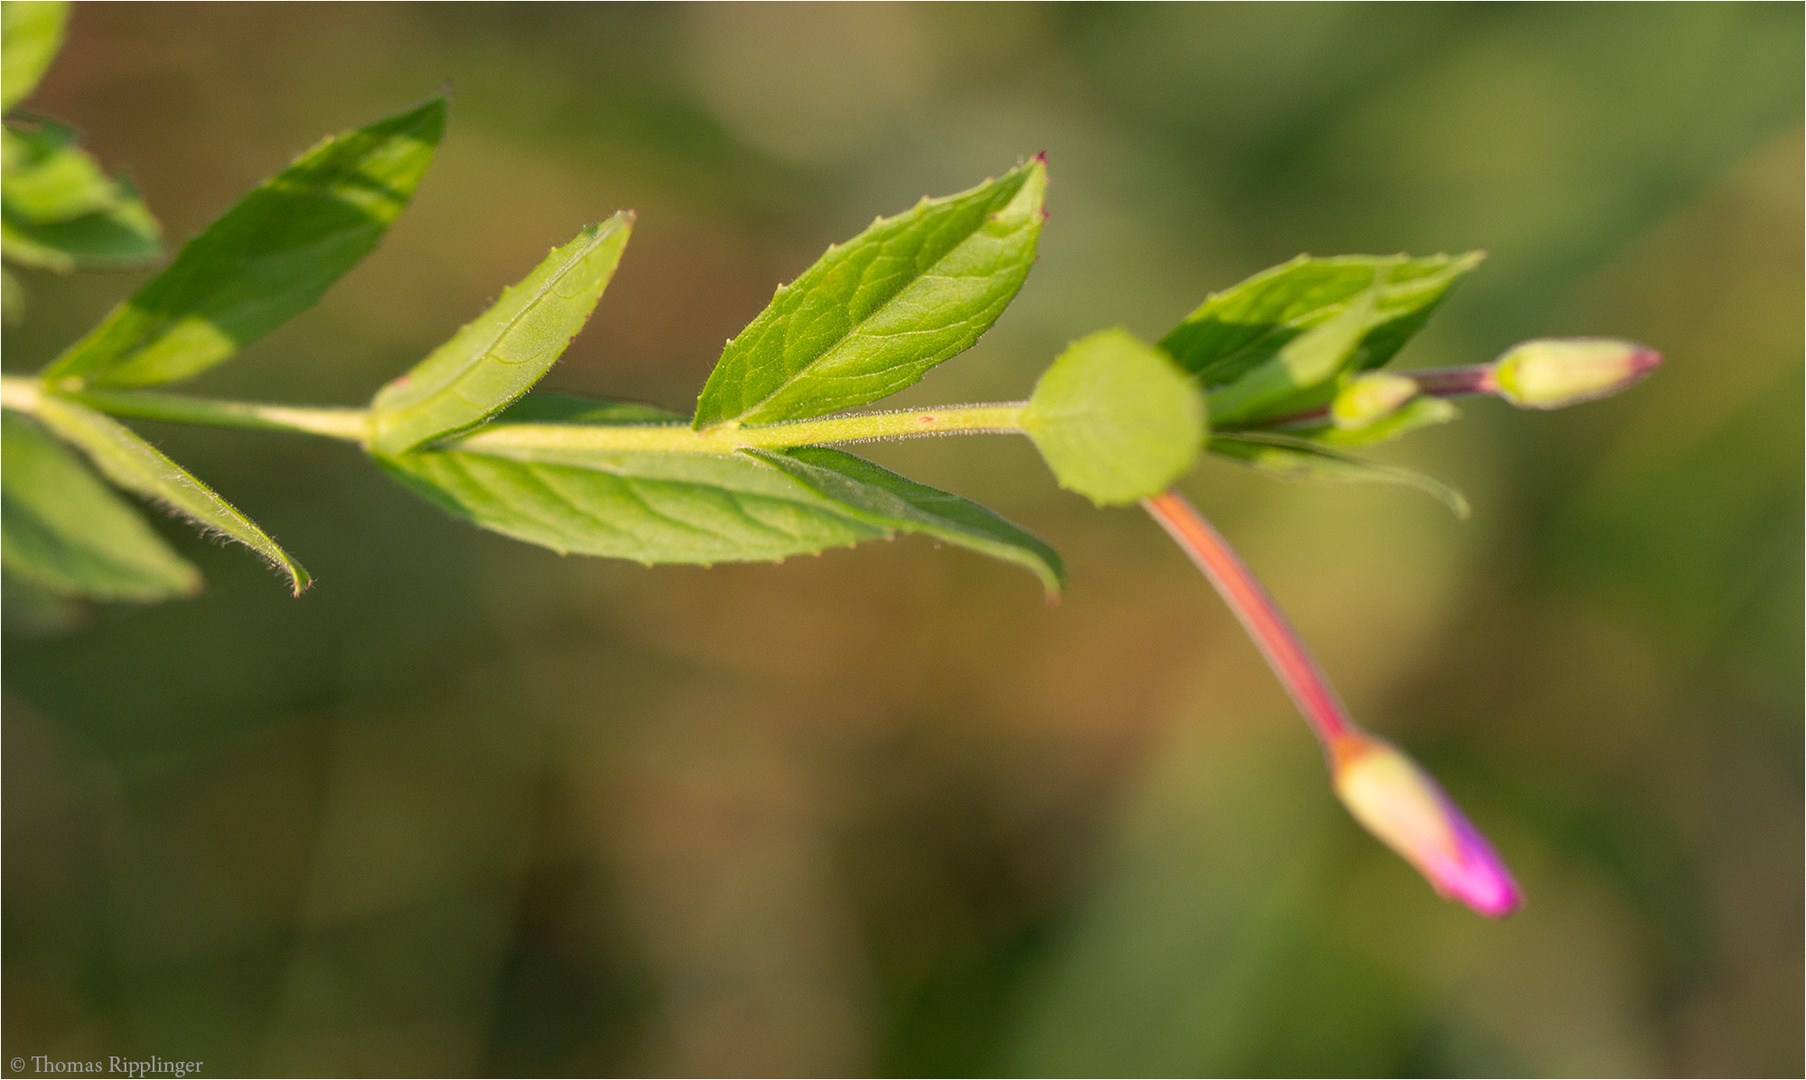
4,3,1801,1075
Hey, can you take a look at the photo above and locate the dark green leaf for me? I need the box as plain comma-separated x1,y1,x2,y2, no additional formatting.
693,158,1046,428
1162,253,1482,390
382,394,1063,589
493,391,682,427
1021,328,1205,507
1,121,161,272
1,191,160,272
751,446,1064,593
1,1,67,113
44,98,445,387
1209,431,1470,518
28,391,311,593
1,410,200,601
369,213,633,455
2,121,124,222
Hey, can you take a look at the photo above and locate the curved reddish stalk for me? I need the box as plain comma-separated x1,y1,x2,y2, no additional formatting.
1141,488,1351,748
1141,487,1524,918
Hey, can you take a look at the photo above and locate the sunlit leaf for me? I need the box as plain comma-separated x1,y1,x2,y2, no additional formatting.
1209,431,1469,518
369,213,633,455
1163,253,1482,392
693,158,1046,428
1,410,200,601
1022,328,1205,506
383,394,1063,589
44,98,445,387
28,391,310,593
1,0,67,113
0,121,161,272
3,121,121,221
1205,291,1381,428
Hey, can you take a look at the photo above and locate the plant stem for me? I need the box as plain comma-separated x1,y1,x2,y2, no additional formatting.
2,374,370,441
1405,364,1501,398
450,403,1027,456
0,374,1028,453
71,386,371,442
1252,363,1502,430
1141,488,1353,747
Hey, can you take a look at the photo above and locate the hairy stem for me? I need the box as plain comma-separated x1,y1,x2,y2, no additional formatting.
451,404,1027,456
1141,488,1353,747
3,374,369,441
71,386,370,441
1,374,1028,453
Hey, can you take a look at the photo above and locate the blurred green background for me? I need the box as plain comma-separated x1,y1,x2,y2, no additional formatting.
3,3,1800,1075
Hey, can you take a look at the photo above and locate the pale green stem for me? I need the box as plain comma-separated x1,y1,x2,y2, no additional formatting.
449,404,1027,456
0,374,1028,453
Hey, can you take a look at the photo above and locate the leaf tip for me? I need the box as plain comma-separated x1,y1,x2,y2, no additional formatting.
404,95,450,147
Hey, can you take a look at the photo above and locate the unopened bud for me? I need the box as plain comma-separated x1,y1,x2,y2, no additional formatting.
1330,729,1522,918
1493,337,1660,410
1331,373,1419,430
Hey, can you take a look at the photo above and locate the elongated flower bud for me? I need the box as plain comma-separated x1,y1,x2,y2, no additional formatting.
1492,337,1660,410
1331,372,1419,429
1143,490,1523,918
1329,728,1522,918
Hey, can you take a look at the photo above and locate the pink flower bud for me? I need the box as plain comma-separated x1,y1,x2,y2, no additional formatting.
1329,728,1523,918
1492,337,1661,410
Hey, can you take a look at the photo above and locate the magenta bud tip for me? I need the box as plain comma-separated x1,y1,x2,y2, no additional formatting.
1493,337,1661,410
1330,729,1524,918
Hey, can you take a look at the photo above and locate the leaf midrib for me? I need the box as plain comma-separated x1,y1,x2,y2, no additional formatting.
383,223,611,421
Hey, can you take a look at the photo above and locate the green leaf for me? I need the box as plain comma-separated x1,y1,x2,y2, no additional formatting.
27,391,311,593
1209,431,1470,518
1,121,162,272
1021,328,1206,507
381,442,886,564
3,122,122,221
1302,396,1460,448
750,446,1064,594
493,391,682,427
44,98,445,388
1,410,200,601
369,213,633,456
1,1,67,113
1,190,160,272
1204,290,1380,427
1161,253,1483,391
693,158,1046,428
381,394,1063,589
